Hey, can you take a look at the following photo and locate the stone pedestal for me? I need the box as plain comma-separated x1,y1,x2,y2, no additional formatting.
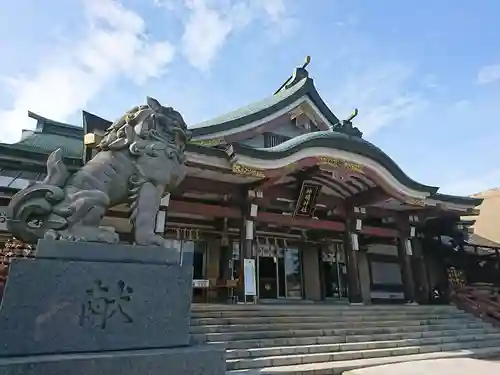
0,240,225,375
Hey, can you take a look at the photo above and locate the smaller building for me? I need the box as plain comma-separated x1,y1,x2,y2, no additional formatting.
468,188,500,245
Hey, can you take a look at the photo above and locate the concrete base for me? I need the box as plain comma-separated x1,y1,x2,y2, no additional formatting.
0,344,225,375
0,239,226,375
0,240,192,356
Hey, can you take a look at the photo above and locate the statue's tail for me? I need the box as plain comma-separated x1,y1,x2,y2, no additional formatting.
6,149,69,244
42,148,70,187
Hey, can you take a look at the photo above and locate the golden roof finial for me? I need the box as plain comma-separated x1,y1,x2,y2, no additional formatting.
302,55,311,69
345,108,359,122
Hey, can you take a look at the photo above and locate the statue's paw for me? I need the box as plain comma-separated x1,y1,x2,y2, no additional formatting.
44,229,60,241
54,226,119,244
95,226,119,243
135,234,166,247
96,231,119,244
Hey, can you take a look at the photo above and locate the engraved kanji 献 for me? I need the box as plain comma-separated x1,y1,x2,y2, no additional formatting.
79,280,134,329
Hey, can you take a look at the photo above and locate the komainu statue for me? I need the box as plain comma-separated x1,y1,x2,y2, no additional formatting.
7,97,191,247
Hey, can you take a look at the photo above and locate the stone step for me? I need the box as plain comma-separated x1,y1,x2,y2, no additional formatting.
190,312,468,326
190,317,479,334
191,305,459,318
226,339,500,370
225,346,500,375
212,327,499,349
191,304,458,312
197,322,487,342
225,332,500,359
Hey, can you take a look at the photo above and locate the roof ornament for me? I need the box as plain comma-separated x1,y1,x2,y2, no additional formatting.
276,55,312,93
302,55,311,69
331,108,363,138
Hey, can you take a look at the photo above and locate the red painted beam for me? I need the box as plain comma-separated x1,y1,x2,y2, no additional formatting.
362,226,398,238
169,201,399,238
257,211,346,231
252,176,288,192
346,186,390,207
176,177,241,197
169,200,242,219
264,186,396,219
178,177,400,220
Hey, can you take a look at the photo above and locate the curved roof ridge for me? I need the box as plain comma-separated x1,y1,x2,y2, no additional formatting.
28,111,80,130
248,130,387,155
190,76,309,132
232,130,439,194
274,55,312,94
189,57,342,138
430,192,483,205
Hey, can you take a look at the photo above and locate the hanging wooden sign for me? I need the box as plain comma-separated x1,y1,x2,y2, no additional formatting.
293,182,321,217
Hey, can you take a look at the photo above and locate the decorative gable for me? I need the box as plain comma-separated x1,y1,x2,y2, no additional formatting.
289,102,323,132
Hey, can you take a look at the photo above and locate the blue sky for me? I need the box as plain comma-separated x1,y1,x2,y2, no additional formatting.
0,0,499,196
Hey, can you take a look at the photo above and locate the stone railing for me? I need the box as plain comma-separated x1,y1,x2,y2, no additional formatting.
451,284,500,326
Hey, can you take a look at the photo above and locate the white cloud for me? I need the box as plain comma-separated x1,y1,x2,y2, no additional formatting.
161,0,292,71
439,168,500,196
477,64,500,85
258,0,285,22
329,63,429,136
180,0,246,72
0,0,175,144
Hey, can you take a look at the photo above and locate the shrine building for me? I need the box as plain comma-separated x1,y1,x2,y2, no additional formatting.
0,59,484,304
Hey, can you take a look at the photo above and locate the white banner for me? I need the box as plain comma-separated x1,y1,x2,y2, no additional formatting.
243,258,257,296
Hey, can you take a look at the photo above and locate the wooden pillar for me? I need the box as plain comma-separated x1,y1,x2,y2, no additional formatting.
344,207,364,304
411,237,430,304
218,218,231,281
397,216,416,303
238,191,259,301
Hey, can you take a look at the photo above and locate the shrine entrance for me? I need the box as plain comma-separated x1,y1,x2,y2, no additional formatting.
257,241,303,300
164,238,207,301
320,243,349,300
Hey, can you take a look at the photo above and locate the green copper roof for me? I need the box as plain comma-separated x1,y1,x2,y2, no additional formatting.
190,68,340,137
0,112,83,170
232,130,439,194
4,112,84,158
15,132,83,158
191,77,308,131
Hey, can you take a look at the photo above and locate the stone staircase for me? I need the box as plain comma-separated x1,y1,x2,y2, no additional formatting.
190,304,500,374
